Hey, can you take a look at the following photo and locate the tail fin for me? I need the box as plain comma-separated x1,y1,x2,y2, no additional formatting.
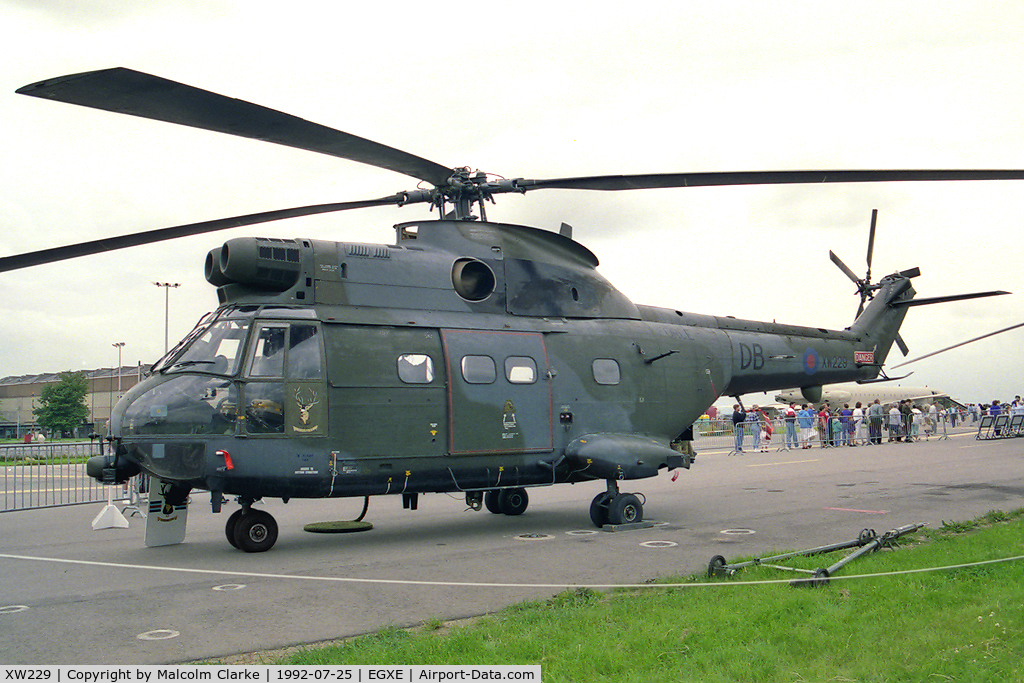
850,273,916,370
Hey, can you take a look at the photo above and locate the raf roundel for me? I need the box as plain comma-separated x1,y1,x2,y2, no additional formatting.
803,348,821,375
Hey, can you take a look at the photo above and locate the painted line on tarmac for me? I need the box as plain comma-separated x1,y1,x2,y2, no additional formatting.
746,459,820,468
824,507,889,514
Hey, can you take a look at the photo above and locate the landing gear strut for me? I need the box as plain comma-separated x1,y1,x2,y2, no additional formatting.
589,480,644,528
226,499,279,552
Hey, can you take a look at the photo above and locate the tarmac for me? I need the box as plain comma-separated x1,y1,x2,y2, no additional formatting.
1,426,1022,665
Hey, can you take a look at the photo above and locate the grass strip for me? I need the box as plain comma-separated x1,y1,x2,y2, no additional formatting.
281,509,1024,682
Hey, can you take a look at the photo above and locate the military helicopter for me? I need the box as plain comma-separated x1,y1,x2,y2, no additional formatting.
4,67,1021,552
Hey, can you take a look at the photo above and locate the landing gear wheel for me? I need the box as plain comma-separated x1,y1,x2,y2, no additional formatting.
607,493,643,525
233,509,279,553
484,490,502,514
225,509,244,549
497,488,528,516
589,492,612,528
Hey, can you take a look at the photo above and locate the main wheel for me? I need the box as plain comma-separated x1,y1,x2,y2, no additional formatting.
589,492,612,528
232,509,279,553
484,490,502,514
225,509,244,549
497,488,529,515
607,493,643,525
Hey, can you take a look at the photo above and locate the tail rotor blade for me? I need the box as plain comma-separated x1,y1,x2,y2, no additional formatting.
865,208,877,279
830,250,861,285
895,333,910,357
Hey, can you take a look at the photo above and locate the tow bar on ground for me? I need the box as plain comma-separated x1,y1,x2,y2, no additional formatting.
707,523,926,587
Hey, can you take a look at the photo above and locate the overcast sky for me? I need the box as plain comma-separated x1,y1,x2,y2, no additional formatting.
1,1,1021,404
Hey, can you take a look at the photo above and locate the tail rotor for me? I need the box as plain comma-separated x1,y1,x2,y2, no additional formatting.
829,209,916,355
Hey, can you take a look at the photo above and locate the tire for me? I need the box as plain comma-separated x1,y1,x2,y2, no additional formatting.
232,509,279,553
589,492,612,528
225,509,244,549
484,490,502,514
607,493,643,525
498,488,528,516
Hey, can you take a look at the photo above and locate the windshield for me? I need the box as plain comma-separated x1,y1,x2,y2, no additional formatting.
163,318,251,376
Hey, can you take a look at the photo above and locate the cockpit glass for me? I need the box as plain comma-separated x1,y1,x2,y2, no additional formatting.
166,319,250,376
122,375,238,436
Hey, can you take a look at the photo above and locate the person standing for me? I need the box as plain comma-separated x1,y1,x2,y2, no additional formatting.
732,404,747,453
748,405,762,452
868,399,883,445
784,403,798,450
852,401,864,445
818,403,834,447
888,403,902,442
798,404,816,448
840,404,853,446
900,400,914,442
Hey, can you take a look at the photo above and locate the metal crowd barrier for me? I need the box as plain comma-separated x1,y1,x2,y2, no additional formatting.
976,413,1024,440
0,441,132,512
695,411,979,452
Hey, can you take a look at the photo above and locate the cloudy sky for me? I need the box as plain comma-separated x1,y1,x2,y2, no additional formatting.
1,1,1021,404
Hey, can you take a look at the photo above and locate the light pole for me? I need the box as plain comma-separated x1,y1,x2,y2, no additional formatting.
153,282,181,354
112,342,125,399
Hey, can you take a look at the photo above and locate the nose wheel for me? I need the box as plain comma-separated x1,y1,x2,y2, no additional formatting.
225,505,279,552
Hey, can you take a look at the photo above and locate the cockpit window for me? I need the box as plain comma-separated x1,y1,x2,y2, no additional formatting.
165,319,250,376
122,375,238,436
245,322,324,380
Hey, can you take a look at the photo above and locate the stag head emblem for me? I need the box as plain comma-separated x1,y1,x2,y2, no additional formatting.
294,388,319,425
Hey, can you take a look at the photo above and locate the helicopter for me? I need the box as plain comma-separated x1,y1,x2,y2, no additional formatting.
4,67,1021,552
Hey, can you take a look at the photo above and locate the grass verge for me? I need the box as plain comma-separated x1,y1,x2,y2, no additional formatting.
279,509,1024,681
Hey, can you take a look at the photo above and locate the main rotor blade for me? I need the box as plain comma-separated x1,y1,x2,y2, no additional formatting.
17,68,454,187
891,321,1024,369
890,290,1010,307
514,169,1024,192
0,195,409,273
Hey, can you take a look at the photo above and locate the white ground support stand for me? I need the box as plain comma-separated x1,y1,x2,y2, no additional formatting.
91,486,130,530
121,476,146,518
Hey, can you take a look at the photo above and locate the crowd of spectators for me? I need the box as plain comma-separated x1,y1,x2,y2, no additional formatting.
728,396,1023,452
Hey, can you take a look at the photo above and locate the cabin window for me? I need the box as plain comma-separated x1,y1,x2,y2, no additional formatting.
461,355,496,384
592,359,621,385
398,354,435,384
505,356,537,384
